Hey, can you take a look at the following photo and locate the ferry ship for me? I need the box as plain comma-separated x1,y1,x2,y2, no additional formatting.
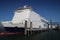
0,5,49,35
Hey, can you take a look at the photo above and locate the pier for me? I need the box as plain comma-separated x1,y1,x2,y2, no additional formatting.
0,20,60,36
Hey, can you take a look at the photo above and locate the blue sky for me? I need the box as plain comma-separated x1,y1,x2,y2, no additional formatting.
0,0,60,22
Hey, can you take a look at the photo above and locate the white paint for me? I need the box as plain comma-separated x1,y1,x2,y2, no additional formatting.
2,5,49,30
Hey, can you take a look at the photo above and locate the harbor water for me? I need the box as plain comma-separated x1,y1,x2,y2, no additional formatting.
0,30,60,40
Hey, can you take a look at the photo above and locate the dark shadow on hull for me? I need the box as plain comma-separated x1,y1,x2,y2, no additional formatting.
4,27,25,32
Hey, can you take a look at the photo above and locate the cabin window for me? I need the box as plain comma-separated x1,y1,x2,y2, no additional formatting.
39,26,41,28
44,24,47,27
41,19,47,23
44,24,46,26
17,11,23,13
